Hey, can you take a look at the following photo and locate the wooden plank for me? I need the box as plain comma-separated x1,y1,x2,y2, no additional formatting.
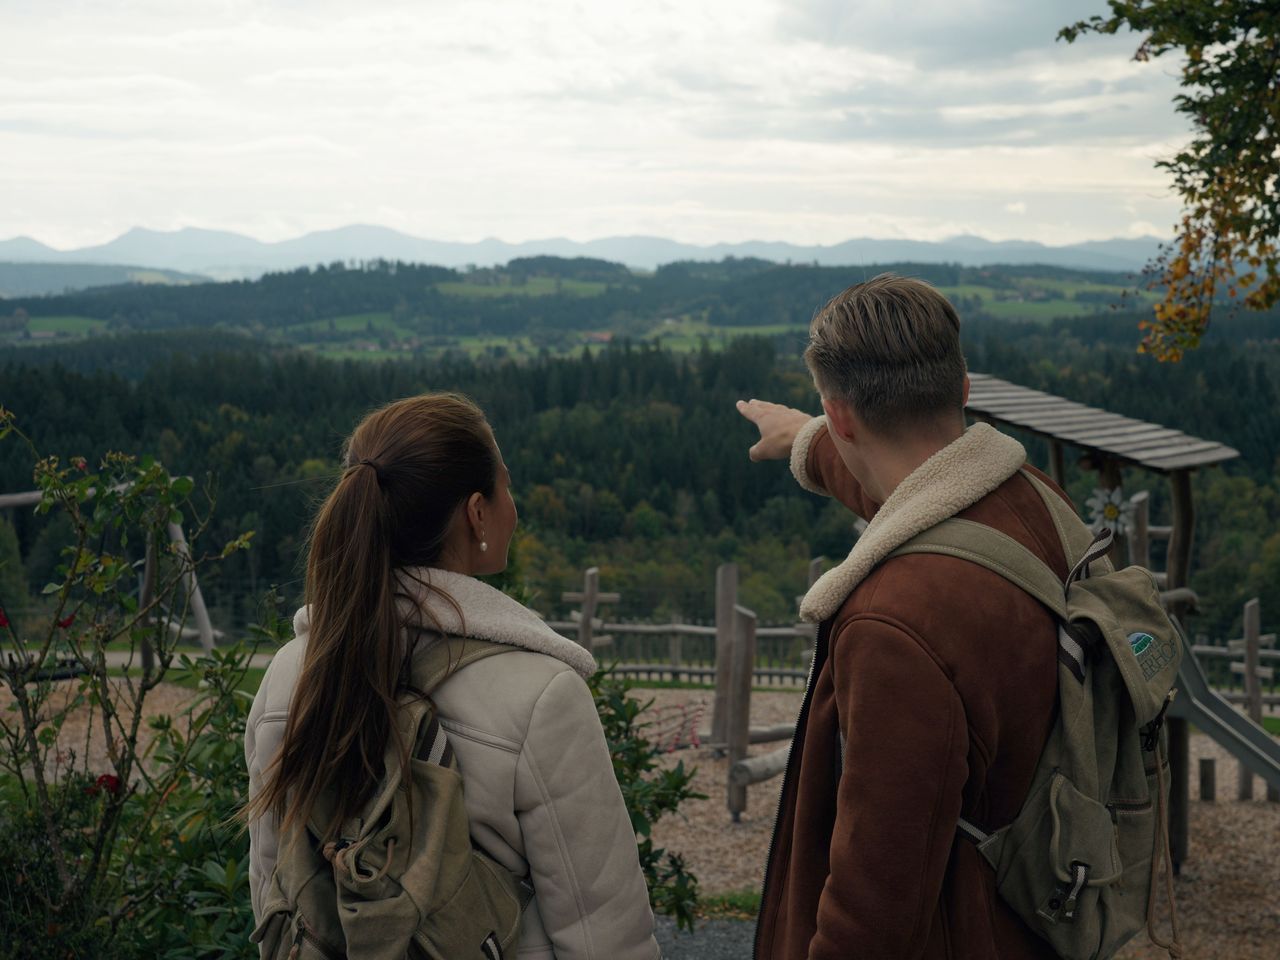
999,409,1126,429
971,398,1091,417
1059,422,1182,443
1069,427,1185,449
968,394,1067,411
1117,438,1224,461
1139,447,1240,472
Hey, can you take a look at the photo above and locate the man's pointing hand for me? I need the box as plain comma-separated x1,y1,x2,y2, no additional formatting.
735,399,814,462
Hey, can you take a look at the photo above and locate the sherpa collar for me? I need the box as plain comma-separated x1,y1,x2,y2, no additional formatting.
292,568,597,679
799,421,1026,623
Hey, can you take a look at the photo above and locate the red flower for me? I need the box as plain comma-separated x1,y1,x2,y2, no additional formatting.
56,615,75,629
72,457,88,471
95,774,121,796
0,608,8,629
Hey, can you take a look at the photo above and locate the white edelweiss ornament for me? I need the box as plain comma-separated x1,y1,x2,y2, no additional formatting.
1084,486,1134,536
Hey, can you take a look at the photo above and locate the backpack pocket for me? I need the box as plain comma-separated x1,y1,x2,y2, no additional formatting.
250,909,346,960
978,771,1123,960
411,850,524,960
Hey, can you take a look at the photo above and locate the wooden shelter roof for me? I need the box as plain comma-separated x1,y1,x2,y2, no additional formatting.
966,372,1239,474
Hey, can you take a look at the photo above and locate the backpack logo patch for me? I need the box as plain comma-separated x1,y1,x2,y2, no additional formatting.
1128,631,1176,680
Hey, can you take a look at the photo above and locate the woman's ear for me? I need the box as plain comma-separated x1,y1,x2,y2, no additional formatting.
465,491,486,540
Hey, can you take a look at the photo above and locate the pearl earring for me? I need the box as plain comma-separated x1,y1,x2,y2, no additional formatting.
480,541,488,553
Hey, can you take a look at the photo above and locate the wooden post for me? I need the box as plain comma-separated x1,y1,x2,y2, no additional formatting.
562,567,619,655
726,605,757,822
139,535,157,678
669,614,683,677
1165,469,1194,866
1098,458,1125,568
1168,716,1188,873
807,557,825,591
577,567,598,651
711,563,738,746
1127,491,1151,570
1237,598,1263,801
1048,440,1065,488
167,522,215,653
795,557,825,662
1199,758,1216,802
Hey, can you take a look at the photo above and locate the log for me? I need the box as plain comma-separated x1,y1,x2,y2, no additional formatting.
700,722,796,751
729,742,791,787
1199,758,1216,802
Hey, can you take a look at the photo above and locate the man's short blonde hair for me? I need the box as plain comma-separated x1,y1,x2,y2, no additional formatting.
804,273,967,435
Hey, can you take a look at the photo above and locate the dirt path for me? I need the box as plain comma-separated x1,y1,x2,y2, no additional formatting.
638,688,1280,960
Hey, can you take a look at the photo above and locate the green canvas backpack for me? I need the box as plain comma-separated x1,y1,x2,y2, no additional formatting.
890,469,1184,960
249,638,530,960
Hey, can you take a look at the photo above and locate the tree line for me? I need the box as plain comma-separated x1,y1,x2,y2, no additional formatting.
2,317,1279,638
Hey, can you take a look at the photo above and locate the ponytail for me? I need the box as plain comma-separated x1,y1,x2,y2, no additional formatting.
244,393,497,838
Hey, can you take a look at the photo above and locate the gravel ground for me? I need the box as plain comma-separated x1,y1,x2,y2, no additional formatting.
636,688,1280,960
8,680,1276,957
656,916,755,959
0,678,196,777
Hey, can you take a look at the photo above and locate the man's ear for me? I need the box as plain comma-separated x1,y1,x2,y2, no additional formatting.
821,395,859,444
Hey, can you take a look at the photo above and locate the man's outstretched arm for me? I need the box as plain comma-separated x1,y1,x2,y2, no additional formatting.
735,399,881,520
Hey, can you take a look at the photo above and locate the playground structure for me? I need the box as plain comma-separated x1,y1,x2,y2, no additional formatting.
0,487,218,674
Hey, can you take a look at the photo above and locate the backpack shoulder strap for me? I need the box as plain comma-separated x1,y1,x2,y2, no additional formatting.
889,517,1068,619
1017,469,1097,569
410,636,516,697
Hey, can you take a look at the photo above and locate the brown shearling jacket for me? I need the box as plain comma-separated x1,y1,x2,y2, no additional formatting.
755,418,1067,960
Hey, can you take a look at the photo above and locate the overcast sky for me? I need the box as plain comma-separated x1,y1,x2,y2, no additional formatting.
2,0,1190,249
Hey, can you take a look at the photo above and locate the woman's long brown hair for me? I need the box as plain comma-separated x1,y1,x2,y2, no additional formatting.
243,392,497,839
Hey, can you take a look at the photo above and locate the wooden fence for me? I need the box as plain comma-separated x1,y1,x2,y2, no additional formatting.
553,565,1280,817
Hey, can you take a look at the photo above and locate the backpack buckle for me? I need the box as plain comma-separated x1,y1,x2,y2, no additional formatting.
1140,690,1177,752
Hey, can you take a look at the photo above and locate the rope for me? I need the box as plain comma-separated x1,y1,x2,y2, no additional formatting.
1145,737,1185,959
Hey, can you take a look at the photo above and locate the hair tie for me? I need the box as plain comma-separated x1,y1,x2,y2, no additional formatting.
352,458,385,486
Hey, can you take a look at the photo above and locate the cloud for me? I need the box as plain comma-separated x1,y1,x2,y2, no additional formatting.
1005,201,1027,215
0,0,1189,249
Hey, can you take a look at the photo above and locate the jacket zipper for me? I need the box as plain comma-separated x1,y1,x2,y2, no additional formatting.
754,618,831,959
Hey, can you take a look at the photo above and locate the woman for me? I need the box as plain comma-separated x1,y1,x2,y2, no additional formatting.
244,393,660,959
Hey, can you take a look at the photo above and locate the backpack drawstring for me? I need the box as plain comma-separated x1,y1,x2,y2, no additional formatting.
1145,735,1184,959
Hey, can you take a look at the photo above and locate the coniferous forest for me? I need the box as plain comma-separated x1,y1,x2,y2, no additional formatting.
2,258,1280,640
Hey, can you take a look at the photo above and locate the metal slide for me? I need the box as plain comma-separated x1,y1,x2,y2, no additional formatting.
1170,644,1280,790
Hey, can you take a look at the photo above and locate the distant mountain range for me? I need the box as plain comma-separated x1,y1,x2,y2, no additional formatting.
0,225,1165,284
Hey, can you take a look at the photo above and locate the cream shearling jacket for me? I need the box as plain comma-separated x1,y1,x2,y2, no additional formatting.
245,569,661,960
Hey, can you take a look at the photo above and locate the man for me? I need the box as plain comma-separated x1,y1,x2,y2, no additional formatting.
737,274,1064,960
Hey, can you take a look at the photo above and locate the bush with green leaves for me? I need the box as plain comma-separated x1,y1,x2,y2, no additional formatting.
590,667,704,931
0,405,263,959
